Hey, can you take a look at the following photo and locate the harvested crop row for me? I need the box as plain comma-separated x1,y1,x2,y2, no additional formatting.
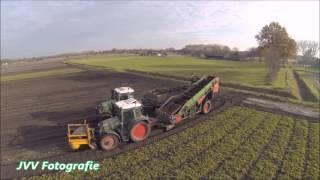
277,120,308,179
246,116,295,178
212,113,280,179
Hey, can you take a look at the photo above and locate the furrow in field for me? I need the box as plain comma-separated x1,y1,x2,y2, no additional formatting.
102,107,246,179
302,122,320,179
211,114,280,179
276,120,308,179
133,108,264,179
245,116,294,179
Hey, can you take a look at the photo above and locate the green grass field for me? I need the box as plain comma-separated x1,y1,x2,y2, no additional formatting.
31,107,319,179
70,55,268,86
1,68,84,82
272,68,301,100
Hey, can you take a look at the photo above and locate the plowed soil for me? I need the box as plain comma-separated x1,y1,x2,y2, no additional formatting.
1,69,184,166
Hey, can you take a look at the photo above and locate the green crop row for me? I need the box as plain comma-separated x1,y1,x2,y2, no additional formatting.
277,120,308,179
212,114,280,179
30,108,319,180
102,107,245,177
170,109,267,179
108,108,251,179
247,117,295,178
303,122,320,179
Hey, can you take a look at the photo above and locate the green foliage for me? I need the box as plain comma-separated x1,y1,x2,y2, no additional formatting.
278,120,308,179
247,117,294,178
31,108,319,179
212,114,279,179
303,123,320,179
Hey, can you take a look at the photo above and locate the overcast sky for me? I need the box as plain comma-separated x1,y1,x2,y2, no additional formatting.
1,1,319,59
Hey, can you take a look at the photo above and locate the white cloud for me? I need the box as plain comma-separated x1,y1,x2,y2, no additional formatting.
1,1,319,59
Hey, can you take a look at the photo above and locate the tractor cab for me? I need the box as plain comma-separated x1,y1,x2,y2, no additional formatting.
96,87,135,116
97,98,151,150
112,87,134,101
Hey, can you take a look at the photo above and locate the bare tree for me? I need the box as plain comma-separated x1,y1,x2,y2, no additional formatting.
298,40,319,58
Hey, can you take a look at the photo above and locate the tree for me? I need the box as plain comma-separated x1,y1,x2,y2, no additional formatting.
298,40,319,58
255,22,297,82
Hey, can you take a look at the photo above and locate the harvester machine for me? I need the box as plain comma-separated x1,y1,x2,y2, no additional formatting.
67,75,220,151
156,75,220,128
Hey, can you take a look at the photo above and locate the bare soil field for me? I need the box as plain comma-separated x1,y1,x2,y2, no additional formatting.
1,58,68,75
1,69,183,166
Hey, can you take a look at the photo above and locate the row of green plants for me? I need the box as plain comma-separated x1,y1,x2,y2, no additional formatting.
31,108,319,179
170,109,267,179
303,122,319,179
32,107,245,179
247,117,295,178
212,113,279,179
107,108,253,179
277,120,308,179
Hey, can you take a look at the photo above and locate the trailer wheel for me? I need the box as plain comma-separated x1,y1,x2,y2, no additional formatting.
202,100,212,114
130,121,151,142
99,134,119,151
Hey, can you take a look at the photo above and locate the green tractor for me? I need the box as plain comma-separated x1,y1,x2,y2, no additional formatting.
97,98,151,150
96,87,135,118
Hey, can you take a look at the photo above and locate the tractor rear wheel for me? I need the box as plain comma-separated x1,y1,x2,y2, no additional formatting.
99,134,119,151
202,100,212,114
130,121,151,142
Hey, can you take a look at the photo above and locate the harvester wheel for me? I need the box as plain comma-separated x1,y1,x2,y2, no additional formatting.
130,121,151,142
99,134,119,151
202,100,212,114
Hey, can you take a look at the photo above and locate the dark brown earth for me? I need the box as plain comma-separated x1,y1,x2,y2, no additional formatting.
1,58,69,75
293,70,317,102
1,69,185,166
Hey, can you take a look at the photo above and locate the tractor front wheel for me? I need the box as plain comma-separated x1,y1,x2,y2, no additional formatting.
99,134,119,151
130,121,151,142
202,100,212,114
